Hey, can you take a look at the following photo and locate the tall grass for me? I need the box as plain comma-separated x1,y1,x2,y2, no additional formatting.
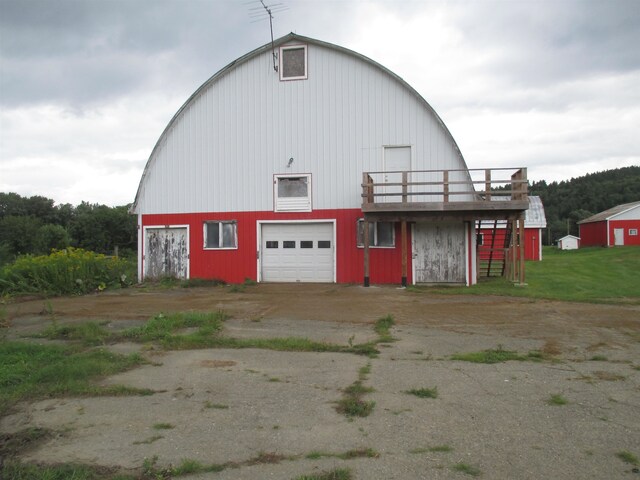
0,247,135,296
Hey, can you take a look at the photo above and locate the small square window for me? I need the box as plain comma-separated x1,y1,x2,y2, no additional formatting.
630,229,638,236
300,240,313,249
204,221,237,249
283,241,296,248
318,240,331,248
280,45,307,80
266,241,279,248
356,220,395,248
274,174,312,212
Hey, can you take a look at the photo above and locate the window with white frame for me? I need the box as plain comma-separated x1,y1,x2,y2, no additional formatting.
274,174,312,212
280,45,307,80
204,221,237,249
356,220,395,247
630,228,638,236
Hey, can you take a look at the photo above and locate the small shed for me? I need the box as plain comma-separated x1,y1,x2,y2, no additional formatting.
577,201,640,247
557,235,580,250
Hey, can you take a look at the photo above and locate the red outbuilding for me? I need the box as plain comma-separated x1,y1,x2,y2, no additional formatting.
477,196,547,265
577,201,640,247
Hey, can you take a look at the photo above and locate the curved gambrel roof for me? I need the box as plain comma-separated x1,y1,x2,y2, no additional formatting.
131,32,467,213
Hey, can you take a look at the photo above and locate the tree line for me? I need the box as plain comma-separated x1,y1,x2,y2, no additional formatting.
1,166,638,265
530,166,640,244
0,192,136,266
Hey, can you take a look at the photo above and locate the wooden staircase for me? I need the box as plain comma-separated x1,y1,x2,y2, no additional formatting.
477,220,513,278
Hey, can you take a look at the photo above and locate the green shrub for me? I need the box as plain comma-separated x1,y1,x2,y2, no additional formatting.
0,247,135,296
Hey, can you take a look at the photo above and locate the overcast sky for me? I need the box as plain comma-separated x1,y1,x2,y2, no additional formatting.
1,0,639,206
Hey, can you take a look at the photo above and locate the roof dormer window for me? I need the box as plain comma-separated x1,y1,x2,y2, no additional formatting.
280,45,307,81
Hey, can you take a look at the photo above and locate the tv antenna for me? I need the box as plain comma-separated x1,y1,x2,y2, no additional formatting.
247,0,288,72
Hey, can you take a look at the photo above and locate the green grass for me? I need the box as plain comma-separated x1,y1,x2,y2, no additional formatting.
120,311,226,343
453,462,481,476
36,321,111,346
405,387,438,399
1,462,126,480
616,450,639,465
547,394,568,406
295,468,352,480
451,347,543,364
374,314,395,342
0,341,151,415
411,247,640,304
410,444,452,454
305,448,378,460
336,397,376,418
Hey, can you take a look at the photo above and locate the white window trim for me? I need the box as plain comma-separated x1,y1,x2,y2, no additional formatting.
630,228,638,236
203,220,238,250
273,173,312,212
279,44,308,81
356,219,396,248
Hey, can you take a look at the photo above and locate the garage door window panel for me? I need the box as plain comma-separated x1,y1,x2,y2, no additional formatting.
357,220,395,248
204,221,237,249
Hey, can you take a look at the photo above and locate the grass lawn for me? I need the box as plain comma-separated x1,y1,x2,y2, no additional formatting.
414,246,640,304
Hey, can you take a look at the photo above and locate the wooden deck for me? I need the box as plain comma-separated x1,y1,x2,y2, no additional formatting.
361,167,528,221
359,167,529,286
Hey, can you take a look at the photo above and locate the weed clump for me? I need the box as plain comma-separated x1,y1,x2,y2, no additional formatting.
405,387,438,399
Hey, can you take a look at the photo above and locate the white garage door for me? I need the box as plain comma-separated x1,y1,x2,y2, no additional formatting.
261,223,334,282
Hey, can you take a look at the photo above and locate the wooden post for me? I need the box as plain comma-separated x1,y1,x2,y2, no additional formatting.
485,169,491,201
518,215,526,284
401,220,407,287
363,219,370,287
443,170,449,202
511,219,517,282
402,171,408,203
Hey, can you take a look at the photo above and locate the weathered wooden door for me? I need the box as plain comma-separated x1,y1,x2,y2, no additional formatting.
412,222,465,283
614,228,624,246
144,227,189,280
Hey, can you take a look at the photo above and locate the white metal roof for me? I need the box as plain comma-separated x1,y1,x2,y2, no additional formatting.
577,201,640,224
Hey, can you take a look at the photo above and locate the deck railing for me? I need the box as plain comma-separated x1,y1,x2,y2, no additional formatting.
361,167,528,207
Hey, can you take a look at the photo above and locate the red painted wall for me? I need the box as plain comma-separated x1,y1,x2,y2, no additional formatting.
478,228,541,261
609,220,640,246
579,221,608,246
141,209,414,284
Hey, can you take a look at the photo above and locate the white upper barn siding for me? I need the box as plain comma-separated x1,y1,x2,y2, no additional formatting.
132,33,466,215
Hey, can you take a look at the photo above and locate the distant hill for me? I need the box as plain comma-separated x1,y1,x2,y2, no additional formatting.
530,166,640,244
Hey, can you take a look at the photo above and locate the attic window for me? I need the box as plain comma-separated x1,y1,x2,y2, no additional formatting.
274,174,312,212
280,45,307,80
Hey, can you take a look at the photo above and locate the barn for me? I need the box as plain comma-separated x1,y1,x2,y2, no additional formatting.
477,196,546,276
577,201,640,247
131,33,529,286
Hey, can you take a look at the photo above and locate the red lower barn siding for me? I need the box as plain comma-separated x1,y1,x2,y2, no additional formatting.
609,220,640,246
579,221,608,246
141,208,413,284
478,228,542,261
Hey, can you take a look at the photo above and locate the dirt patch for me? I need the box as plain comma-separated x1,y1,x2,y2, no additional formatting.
2,284,640,479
